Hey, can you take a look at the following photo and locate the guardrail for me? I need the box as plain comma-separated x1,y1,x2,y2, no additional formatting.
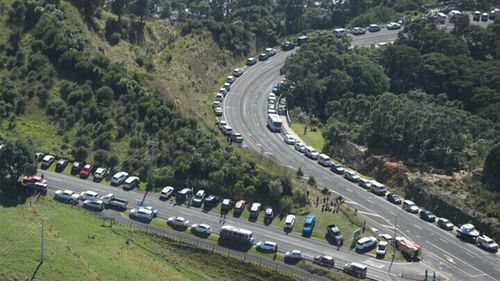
51,197,380,281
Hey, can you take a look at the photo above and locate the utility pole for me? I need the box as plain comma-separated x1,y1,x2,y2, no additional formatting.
140,142,157,206
40,218,46,263
388,213,398,273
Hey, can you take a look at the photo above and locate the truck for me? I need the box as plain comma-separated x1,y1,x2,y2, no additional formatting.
100,193,128,210
395,237,422,260
267,114,283,132
20,176,48,193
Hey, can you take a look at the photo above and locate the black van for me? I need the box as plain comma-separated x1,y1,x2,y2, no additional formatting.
176,188,192,203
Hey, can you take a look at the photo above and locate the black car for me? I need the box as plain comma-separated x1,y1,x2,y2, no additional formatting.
71,161,82,175
264,207,274,223
437,218,454,230
326,224,344,246
419,209,436,222
203,195,219,210
281,41,296,51
258,53,269,61
313,255,334,268
386,192,402,205
221,198,233,212
55,159,68,172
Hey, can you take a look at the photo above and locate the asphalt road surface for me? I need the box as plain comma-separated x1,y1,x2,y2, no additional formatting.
44,170,425,281
222,31,500,281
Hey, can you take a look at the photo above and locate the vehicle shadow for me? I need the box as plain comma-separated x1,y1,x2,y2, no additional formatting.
190,229,210,239
0,188,34,207
217,239,252,252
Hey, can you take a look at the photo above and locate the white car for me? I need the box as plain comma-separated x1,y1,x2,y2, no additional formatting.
294,142,306,153
351,27,366,35
111,171,129,185
54,189,80,202
376,241,388,256
83,199,104,210
402,200,419,213
233,68,244,77
378,233,393,241
387,22,401,30
476,235,499,252
191,223,212,235
256,241,278,253
214,107,223,117
192,190,206,207
123,176,140,190
160,186,175,200
304,146,319,159
129,207,154,221
138,205,158,217
284,134,296,145
356,236,377,251
265,47,276,56
285,250,304,261
226,75,236,84
268,92,276,99
93,167,107,180
168,216,190,228
40,155,55,168
80,190,98,201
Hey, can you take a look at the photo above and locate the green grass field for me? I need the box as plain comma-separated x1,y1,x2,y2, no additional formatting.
290,123,325,152
0,194,298,281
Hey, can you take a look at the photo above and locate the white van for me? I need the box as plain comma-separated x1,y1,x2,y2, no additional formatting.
334,28,347,38
344,262,367,278
304,146,319,160
284,214,296,232
370,180,386,196
222,125,233,136
402,200,419,213
318,154,332,167
358,178,372,189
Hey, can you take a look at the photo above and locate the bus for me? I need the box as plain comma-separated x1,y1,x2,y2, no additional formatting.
220,225,255,245
267,114,283,132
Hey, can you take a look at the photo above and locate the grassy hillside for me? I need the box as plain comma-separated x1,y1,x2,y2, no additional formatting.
0,194,295,281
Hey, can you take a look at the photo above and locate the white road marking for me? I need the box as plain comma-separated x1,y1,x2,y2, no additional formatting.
413,224,423,230
364,259,385,269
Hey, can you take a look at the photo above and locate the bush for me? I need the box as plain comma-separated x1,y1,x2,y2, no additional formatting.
110,32,121,45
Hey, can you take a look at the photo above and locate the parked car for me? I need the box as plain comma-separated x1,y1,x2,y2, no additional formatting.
330,163,345,174
284,134,296,145
368,24,381,32
138,204,158,217
351,27,366,35
203,195,219,209
231,132,244,143
376,241,388,257
481,12,489,21
93,167,108,181
476,235,499,252
302,215,316,236
265,47,276,56
284,214,296,232
167,216,190,228
247,57,257,66
402,200,419,213
35,152,45,161
419,209,436,222
226,75,236,84
387,22,401,30
249,202,261,219
378,233,393,241
233,68,244,77
358,178,372,189
55,158,68,172
100,193,128,210
123,176,140,190
437,218,454,231
296,35,308,45
258,53,269,61
79,164,92,178
111,171,129,185
176,188,192,204
54,189,79,202
356,236,377,251
40,155,55,169
344,170,360,182
313,255,334,268
256,241,278,253
214,107,223,117
327,224,344,246
192,190,206,207
344,262,368,278
318,154,332,167
129,207,153,222
160,186,175,200
264,207,273,223
285,250,304,262
234,200,246,213
221,198,233,212
386,192,402,204
71,161,82,175
294,142,306,153
281,41,296,51
83,199,104,211
304,146,319,160
79,190,98,201
191,223,212,235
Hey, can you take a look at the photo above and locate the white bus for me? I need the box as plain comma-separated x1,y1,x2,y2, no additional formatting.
220,225,255,245
267,114,283,132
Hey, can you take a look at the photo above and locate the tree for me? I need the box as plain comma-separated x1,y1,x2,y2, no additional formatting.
483,142,500,193
74,0,101,24
381,45,423,93
280,0,304,34
134,0,148,23
296,167,304,178
269,179,283,201
0,135,36,189
308,176,316,187
450,14,469,37
111,0,126,21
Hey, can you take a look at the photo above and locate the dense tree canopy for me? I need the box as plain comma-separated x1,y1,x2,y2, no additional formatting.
0,135,36,189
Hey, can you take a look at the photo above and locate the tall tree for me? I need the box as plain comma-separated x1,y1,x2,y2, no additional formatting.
483,142,500,193
0,135,36,190
75,0,101,24
280,0,304,34
111,0,126,21
134,0,147,23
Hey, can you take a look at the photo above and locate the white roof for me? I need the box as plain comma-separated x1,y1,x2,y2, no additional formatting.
318,153,330,159
403,199,415,205
263,241,277,246
349,262,367,269
125,176,140,184
137,208,153,215
113,171,128,178
95,167,106,173
250,202,261,210
162,186,174,192
82,190,98,196
42,155,54,161
221,225,253,235
285,214,296,223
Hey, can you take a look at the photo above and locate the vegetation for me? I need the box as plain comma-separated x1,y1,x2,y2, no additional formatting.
280,19,500,238
0,195,297,281
0,134,36,187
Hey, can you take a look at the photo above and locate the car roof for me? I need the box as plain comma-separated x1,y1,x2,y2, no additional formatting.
83,190,98,195
162,186,174,192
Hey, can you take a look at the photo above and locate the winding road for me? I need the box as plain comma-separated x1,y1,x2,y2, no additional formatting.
223,29,500,281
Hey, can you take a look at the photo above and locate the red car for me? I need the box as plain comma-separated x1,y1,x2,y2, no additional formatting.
79,164,92,178
234,200,246,213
